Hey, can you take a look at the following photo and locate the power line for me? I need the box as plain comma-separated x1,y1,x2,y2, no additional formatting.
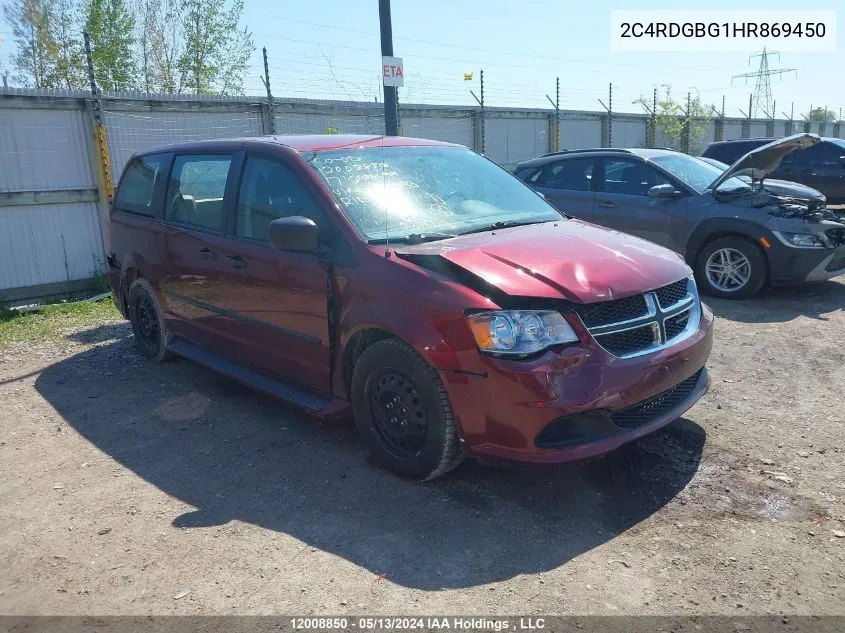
244,13,684,69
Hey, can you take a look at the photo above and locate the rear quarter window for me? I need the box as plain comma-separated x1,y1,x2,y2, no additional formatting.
115,153,169,216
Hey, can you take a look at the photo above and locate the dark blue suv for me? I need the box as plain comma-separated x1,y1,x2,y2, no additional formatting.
702,137,845,204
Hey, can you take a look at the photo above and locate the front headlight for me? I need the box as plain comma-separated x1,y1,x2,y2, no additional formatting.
773,231,829,248
466,310,579,356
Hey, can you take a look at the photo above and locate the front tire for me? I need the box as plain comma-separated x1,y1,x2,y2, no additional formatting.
351,339,463,480
127,279,173,362
694,237,766,299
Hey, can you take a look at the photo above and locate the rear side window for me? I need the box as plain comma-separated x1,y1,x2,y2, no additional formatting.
236,156,335,245
115,154,168,215
535,158,595,191
165,154,232,232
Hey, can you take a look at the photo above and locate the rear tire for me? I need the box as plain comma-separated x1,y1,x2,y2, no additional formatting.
351,338,464,480
127,279,173,362
694,237,766,299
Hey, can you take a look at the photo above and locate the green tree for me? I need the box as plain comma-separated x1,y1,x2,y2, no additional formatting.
53,0,85,88
636,86,714,154
3,0,85,88
177,0,253,95
136,0,186,93
4,0,59,87
805,107,836,123
85,0,136,91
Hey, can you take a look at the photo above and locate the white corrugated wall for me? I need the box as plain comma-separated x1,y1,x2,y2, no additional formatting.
0,103,105,298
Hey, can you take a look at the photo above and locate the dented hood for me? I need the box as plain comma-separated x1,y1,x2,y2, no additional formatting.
395,220,690,304
709,133,821,190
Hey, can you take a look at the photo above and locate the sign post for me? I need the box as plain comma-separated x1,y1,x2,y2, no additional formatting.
378,0,399,136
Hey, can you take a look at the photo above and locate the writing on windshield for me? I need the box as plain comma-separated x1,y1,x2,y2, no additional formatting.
307,146,559,240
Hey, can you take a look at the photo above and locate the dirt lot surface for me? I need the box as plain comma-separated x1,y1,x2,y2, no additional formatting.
1,282,844,617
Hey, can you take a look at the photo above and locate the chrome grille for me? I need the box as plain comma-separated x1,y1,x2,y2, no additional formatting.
655,279,688,308
571,294,648,328
581,278,700,358
594,324,657,356
664,309,691,340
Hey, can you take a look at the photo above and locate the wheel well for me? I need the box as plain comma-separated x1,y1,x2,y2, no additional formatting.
692,233,769,280
691,232,765,262
343,328,397,396
121,268,139,313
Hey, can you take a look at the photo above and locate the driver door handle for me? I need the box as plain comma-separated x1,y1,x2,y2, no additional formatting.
199,248,217,261
597,200,617,208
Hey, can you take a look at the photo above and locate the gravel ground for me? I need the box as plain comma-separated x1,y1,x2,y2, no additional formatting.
1,282,844,617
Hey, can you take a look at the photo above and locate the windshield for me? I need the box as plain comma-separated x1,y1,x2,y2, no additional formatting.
651,153,749,194
305,145,561,242
699,156,754,184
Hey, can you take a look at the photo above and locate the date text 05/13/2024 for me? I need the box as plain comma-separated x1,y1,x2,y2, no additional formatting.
289,617,547,631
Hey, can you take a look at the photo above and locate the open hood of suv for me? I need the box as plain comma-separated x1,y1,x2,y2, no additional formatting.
709,133,821,191
394,220,690,304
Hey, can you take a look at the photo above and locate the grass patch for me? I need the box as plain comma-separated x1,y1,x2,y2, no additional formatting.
0,298,122,350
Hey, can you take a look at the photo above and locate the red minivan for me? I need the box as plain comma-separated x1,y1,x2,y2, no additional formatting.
107,135,714,480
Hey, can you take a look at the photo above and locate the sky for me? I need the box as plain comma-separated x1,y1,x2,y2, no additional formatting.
1,0,843,119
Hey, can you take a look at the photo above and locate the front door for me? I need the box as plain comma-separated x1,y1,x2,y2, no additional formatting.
592,157,688,252
215,153,337,395
777,141,845,203
529,156,598,221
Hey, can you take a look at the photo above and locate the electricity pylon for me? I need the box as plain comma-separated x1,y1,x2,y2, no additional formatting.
732,48,796,119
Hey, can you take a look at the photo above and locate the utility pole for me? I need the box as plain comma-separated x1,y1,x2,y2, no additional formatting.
738,94,753,138
782,102,794,135
1,71,7,89
83,31,113,203
651,87,657,147
378,0,399,136
470,70,485,154
767,99,776,136
261,47,276,135
546,77,560,152
714,95,725,142
598,83,612,147
680,91,692,154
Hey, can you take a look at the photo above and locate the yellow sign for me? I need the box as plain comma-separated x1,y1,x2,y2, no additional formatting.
464,73,473,81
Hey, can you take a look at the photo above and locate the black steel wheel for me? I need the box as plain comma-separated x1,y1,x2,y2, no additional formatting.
351,338,463,480
127,279,173,361
368,369,429,459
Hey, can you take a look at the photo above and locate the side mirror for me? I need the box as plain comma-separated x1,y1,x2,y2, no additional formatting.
268,216,319,252
648,183,682,199
838,156,845,167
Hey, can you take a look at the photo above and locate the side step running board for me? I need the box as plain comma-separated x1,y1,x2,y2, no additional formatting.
168,338,330,413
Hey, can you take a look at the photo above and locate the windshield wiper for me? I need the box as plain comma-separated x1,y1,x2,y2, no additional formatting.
367,231,457,245
458,219,548,236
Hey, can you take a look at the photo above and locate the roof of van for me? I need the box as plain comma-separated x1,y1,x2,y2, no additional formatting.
136,134,458,155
